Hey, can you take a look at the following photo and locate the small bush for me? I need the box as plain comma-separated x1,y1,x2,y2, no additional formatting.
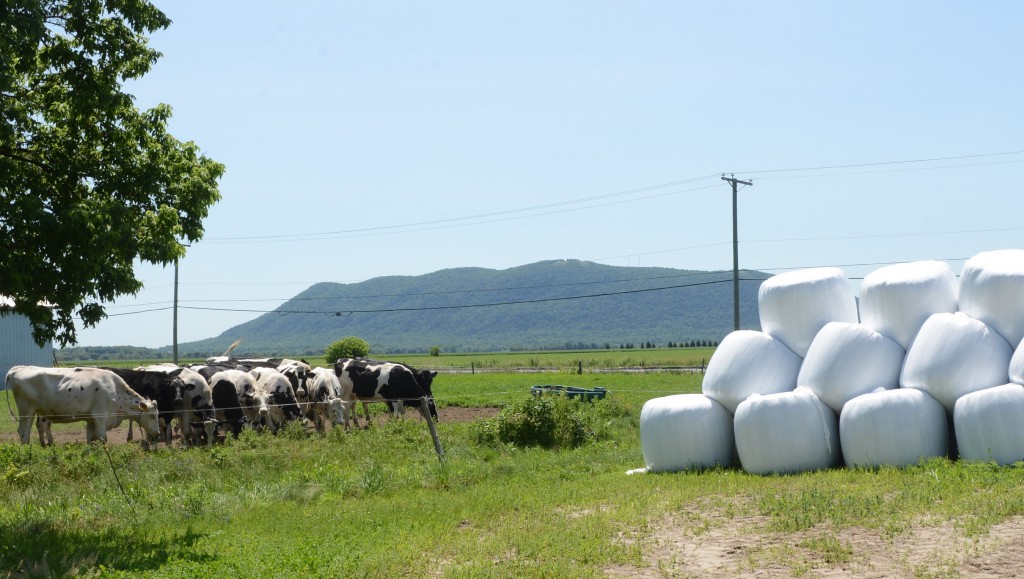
475,394,599,449
325,336,370,362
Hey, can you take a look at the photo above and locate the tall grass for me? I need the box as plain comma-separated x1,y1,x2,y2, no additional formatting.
2,373,1024,576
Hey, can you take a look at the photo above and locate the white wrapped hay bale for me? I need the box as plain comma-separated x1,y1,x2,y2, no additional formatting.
839,388,948,468
959,249,1024,349
798,322,905,413
900,312,1012,413
1011,340,1024,385
639,394,735,472
953,384,1024,465
758,267,859,357
702,330,802,415
858,260,958,350
733,389,840,475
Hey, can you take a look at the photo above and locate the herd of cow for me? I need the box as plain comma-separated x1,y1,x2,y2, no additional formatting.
4,356,439,447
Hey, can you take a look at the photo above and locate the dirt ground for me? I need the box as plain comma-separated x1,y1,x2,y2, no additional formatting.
605,500,1024,578
0,405,500,446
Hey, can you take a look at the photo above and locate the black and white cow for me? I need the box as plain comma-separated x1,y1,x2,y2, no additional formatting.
306,367,353,433
207,369,251,438
102,366,189,445
140,365,218,446
251,368,304,433
6,366,161,446
203,370,245,438
205,356,312,403
333,358,438,426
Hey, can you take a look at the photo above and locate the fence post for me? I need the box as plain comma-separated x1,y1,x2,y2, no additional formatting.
471,362,475,375
578,360,582,375
422,397,444,460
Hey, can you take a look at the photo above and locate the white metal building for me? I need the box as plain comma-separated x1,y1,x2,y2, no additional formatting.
0,297,54,384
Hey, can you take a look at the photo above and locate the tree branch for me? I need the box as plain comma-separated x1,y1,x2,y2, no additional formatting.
0,147,55,173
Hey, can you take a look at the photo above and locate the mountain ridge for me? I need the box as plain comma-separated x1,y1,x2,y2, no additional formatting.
165,259,769,357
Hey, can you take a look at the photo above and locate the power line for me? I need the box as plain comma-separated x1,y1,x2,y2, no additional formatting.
202,175,722,243
751,157,1024,180
92,251,988,321
732,149,1024,175
198,148,1024,245
105,268,742,308
94,276,764,319
177,277,756,316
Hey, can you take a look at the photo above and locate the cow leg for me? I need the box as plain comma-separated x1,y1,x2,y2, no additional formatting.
17,412,34,445
126,419,135,442
362,402,372,425
176,417,190,448
35,416,53,447
342,401,354,431
347,400,359,429
86,417,108,444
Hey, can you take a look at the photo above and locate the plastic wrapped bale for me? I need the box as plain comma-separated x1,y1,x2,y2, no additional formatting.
953,384,1024,465
839,388,948,468
758,267,859,358
859,260,959,350
900,312,1013,413
797,322,904,413
733,389,840,475
639,394,735,472
1011,340,1024,385
701,330,802,415
959,249,1024,349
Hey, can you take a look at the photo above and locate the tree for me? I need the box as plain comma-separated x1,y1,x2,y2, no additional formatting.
325,336,371,362
1,1,225,346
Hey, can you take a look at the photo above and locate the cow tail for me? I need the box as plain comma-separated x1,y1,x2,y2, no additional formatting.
5,372,14,422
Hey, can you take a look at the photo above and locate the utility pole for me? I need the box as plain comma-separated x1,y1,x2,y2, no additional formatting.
173,258,179,364
172,242,191,365
722,174,753,331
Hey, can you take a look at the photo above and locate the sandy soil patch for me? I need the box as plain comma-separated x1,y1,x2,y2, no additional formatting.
606,501,1024,578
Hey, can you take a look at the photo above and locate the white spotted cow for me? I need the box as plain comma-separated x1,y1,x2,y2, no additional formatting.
206,356,312,404
6,366,161,446
333,358,438,426
140,365,218,446
252,369,304,433
205,369,250,438
208,369,269,434
306,367,353,433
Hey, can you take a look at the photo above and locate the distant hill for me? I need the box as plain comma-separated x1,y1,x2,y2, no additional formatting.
172,260,771,357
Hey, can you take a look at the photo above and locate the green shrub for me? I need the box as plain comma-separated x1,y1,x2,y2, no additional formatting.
476,394,599,449
324,336,370,362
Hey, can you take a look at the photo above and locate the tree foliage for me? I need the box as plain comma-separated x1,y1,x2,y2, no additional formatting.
324,336,371,362
0,0,224,346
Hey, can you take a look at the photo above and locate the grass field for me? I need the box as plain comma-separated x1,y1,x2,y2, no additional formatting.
2,369,1023,577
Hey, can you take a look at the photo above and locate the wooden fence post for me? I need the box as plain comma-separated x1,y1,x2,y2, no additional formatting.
422,397,444,460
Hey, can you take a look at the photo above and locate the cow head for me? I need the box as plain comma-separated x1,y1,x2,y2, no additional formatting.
135,399,162,441
270,386,303,421
200,419,217,445
414,369,438,394
169,376,187,409
240,385,273,430
327,398,347,426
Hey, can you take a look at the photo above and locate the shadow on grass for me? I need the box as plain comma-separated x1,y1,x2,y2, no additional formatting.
0,521,213,575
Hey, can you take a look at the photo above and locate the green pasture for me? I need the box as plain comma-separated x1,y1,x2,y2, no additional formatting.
1,373,1023,577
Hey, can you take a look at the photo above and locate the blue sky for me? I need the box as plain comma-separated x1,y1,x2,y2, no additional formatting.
73,1,1024,348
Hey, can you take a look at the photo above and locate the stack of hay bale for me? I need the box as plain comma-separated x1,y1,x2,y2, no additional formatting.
639,249,1024,474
